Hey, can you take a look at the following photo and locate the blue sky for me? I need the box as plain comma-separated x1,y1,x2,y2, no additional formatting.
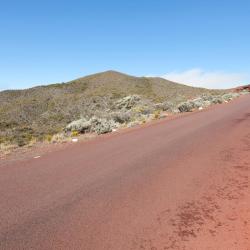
0,0,250,90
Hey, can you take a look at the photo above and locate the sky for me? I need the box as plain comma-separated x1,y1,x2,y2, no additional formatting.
0,0,250,90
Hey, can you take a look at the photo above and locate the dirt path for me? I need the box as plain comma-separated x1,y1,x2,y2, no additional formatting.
0,95,250,250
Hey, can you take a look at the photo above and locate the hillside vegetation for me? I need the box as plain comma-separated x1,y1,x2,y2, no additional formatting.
0,71,225,147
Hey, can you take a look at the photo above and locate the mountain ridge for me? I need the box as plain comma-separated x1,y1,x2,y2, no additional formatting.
1,70,219,93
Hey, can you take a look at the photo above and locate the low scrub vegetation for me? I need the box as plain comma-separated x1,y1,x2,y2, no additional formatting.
1,70,246,153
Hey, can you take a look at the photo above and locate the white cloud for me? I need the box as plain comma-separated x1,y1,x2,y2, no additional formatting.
161,68,248,89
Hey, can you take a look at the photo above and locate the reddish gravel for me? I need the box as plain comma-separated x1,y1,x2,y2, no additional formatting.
0,95,250,250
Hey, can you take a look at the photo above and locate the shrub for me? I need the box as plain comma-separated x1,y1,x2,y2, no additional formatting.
65,118,91,133
71,130,79,137
111,112,131,124
45,134,53,142
153,110,161,119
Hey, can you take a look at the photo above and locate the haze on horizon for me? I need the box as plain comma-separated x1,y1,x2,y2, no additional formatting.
0,0,249,91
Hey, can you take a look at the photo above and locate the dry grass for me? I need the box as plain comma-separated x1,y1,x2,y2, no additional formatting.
0,142,18,156
50,133,71,143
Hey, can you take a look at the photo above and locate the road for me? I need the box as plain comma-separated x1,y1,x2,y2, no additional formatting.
0,95,250,250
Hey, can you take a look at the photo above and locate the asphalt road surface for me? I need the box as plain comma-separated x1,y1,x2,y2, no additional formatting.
1,95,250,249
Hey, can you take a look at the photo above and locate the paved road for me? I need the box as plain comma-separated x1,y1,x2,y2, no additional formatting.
1,95,250,250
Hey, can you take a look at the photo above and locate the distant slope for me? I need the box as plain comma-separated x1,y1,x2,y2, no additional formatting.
0,71,225,146
234,84,250,92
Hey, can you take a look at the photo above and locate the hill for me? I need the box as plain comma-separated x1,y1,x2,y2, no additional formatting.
0,70,225,147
